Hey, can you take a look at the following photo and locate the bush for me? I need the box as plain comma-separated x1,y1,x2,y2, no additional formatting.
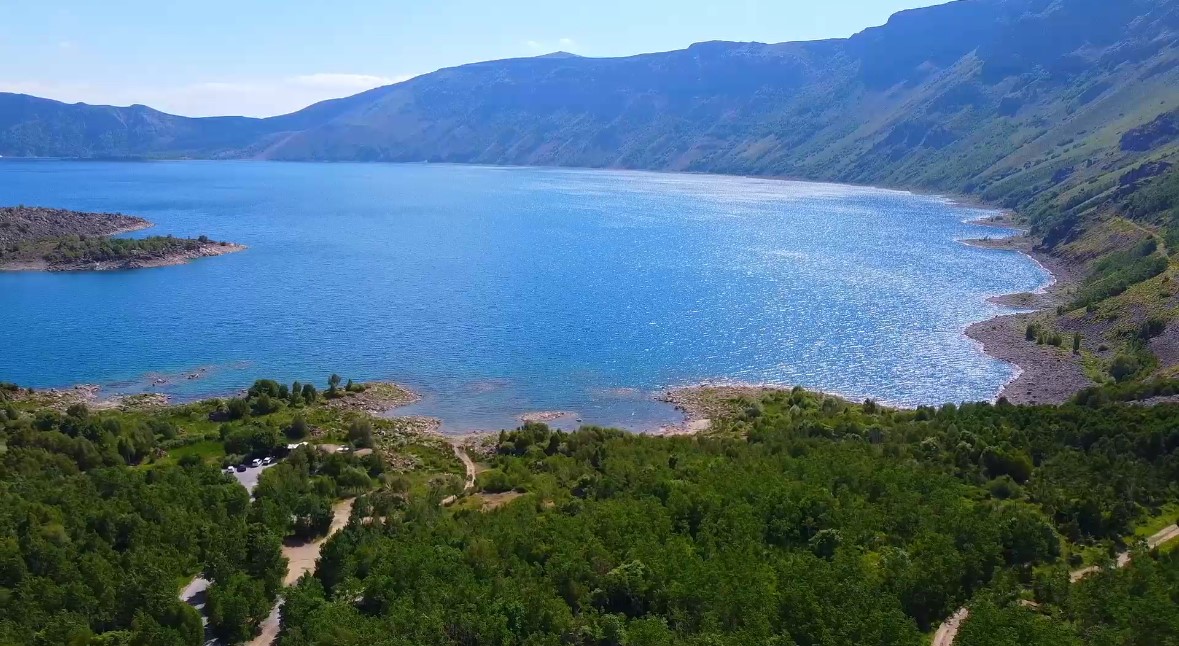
66,403,89,419
286,414,309,440
247,379,283,399
477,469,515,493
1110,353,1144,382
987,476,1024,500
1139,316,1167,341
224,424,281,458
347,420,374,448
227,398,250,420
251,393,282,416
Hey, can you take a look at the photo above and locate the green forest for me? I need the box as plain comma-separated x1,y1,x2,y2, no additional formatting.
2,380,1177,645
223,386,1179,644
0,378,459,645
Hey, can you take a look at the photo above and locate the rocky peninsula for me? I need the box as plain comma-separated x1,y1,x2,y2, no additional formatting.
0,205,244,271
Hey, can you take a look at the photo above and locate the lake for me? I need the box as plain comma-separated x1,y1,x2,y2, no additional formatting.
0,160,1048,432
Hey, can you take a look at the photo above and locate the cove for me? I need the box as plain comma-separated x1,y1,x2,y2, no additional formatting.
0,160,1049,432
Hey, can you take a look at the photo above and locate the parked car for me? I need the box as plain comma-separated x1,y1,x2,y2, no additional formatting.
262,456,274,465
224,466,235,474
250,458,262,468
235,464,247,472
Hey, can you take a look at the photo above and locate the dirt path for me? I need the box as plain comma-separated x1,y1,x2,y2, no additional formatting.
931,608,969,646
178,576,221,646
247,498,355,646
1070,523,1179,582
933,523,1179,645
441,443,478,507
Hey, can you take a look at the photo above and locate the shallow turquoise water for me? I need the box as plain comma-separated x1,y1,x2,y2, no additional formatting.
0,160,1047,432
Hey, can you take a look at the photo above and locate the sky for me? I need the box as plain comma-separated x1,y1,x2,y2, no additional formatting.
0,1,945,118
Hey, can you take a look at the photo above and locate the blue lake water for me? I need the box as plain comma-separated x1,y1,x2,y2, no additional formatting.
0,160,1048,432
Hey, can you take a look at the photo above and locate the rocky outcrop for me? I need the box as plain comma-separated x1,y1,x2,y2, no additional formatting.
0,206,149,245
1120,110,1179,152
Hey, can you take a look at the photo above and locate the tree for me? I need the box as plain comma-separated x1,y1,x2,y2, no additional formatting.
1072,332,1081,354
226,398,250,420
251,393,281,416
999,506,1060,566
347,419,373,448
207,573,270,643
327,374,342,396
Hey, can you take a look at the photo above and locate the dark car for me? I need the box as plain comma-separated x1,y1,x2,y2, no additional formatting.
235,464,247,472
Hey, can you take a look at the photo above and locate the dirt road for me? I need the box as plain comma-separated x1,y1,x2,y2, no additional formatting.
932,523,1179,646
247,498,355,646
441,443,478,506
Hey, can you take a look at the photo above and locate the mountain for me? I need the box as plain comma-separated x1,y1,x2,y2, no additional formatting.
2,1,1176,200
3,0,1179,386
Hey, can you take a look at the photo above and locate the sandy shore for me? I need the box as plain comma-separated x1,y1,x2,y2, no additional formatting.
961,221,1093,404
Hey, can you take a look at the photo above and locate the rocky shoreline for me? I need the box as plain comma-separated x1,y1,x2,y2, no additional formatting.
656,384,784,436
961,216,1094,405
6,384,170,412
325,381,421,415
1,241,247,272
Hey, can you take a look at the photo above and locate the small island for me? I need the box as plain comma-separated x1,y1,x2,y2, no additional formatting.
0,205,245,271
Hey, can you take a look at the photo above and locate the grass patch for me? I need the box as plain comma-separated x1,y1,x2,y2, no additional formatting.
1081,352,1113,385
1136,502,1179,539
161,439,226,465
1073,237,1169,309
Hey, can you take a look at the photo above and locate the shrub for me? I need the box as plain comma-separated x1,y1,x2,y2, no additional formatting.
286,414,309,440
1110,353,1144,382
1139,316,1167,340
347,420,374,448
226,398,250,420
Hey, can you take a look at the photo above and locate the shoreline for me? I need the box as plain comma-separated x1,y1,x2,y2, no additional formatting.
959,221,1093,405
2,180,1087,421
0,241,247,272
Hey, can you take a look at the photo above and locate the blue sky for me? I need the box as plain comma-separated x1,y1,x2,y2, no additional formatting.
0,1,943,118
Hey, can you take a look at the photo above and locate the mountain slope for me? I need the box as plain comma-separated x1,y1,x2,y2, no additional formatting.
252,0,1179,200
4,0,1176,204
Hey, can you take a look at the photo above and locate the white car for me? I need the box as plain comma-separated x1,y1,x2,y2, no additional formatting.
224,466,235,474
250,458,262,468
262,456,274,465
